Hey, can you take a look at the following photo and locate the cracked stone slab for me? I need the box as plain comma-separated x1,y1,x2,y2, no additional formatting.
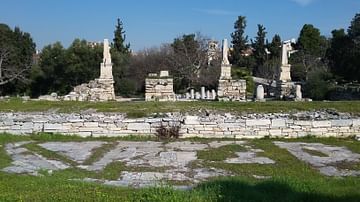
225,152,275,164
165,141,208,151
39,141,105,163
2,142,69,176
208,141,246,148
81,141,163,171
274,141,360,176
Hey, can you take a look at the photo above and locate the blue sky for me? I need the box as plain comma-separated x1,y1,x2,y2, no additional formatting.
1,0,359,51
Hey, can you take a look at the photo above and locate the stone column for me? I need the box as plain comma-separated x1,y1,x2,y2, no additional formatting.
195,92,201,100
201,87,206,99
295,85,302,101
190,89,195,99
186,93,190,99
211,89,217,100
256,85,265,101
206,90,210,100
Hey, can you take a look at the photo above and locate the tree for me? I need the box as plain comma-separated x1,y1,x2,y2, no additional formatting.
168,33,211,92
252,24,268,75
0,24,36,95
111,18,132,96
327,13,360,82
113,18,130,54
348,13,360,44
230,16,249,67
290,24,328,81
268,34,282,60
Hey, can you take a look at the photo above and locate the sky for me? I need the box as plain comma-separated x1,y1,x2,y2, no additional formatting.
1,0,359,51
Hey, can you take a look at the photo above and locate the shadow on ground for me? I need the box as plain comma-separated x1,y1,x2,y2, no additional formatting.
195,178,360,202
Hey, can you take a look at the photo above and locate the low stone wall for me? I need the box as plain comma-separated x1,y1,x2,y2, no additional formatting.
0,112,359,139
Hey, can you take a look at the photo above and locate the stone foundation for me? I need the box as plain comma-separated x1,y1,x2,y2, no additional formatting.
145,71,175,101
217,79,247,101
64,78,115,101
1,112,359,139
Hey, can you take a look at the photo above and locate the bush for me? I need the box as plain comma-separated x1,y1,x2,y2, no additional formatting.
232,67,255,95
155,124,180,140
304,68,335,100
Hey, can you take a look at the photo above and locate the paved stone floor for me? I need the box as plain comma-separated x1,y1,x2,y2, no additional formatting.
2,140,360,188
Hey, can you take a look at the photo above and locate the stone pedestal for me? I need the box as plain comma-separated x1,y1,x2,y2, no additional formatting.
220,65,232,80
217,79,247,101
256,85,265,102
295,85,303,101
201,87,206,100
145,72,175,102
278,65,291,82
275,81,294,99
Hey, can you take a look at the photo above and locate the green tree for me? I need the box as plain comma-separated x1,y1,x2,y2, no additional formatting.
290,24,328,81
252,24,268,75
348,13,360,44
327,13,360,82
111,18,132,96
230,16,249,67
0,24,36,95
113,18,130,54
268,34,282,60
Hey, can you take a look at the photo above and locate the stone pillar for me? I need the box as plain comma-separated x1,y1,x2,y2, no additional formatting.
206,90,210,100
211,89,216,100
195,92,201,100
190,89,195,99
295,85,302,101
256,85,265,101
185,93,190,99
201,87,206,99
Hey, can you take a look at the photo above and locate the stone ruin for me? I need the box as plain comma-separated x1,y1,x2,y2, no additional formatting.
64,39,115,102
145,71,175,101
275,39,301,100
217,39,247,101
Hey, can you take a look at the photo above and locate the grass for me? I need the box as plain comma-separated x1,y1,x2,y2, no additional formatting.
302,148,329,157
2,99,360,117
197,144,247,161
0,133,360,201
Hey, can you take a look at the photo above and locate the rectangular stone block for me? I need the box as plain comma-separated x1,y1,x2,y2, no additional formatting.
352,119,360,127
312,121,331,128
184,116,200,125
44,123,63,130
127,123,150,131
246,119,271,127
271,119,286,128
294,120,312,126
83,122,99,127
331,119,353,127
269,129,282,137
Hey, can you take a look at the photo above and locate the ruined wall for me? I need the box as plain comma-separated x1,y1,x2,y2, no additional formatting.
145,73,175,101
217,79,247,101
0,112,359,140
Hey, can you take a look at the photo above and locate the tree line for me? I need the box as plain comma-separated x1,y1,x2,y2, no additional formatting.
0,13,359,100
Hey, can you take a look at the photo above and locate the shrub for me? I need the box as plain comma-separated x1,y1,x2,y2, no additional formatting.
304,68,335,100
155,124,180,140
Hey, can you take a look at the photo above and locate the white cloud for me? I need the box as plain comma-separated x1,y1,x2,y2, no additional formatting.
291,0,314,6
193,8,238,16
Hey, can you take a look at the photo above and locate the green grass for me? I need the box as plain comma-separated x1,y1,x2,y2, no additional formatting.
302,148,329,157
197,144,247,161
2,99,360,117
0,134,360,201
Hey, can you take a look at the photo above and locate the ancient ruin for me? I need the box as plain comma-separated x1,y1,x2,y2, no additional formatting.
145,71,175,101
217,39,247,101
64,39,116,102
275,39,298,99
